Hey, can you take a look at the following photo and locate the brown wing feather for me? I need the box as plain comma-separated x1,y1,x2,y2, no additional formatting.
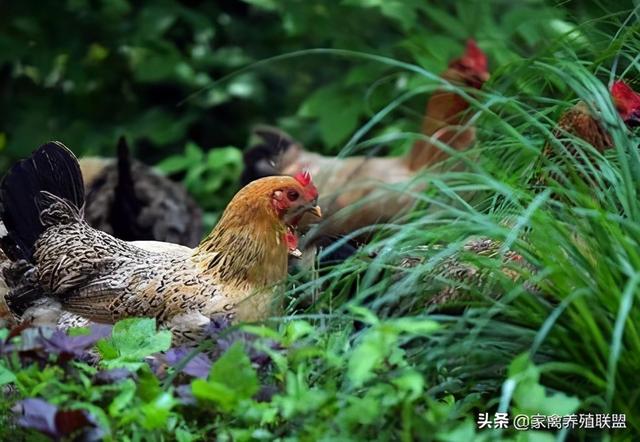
535,102,613,190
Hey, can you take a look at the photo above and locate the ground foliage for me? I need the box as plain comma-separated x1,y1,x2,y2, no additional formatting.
1,0,640,440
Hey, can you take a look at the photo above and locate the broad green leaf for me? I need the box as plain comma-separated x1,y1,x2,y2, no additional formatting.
0,362,16,386
299,85,363,148
156,154,192,174
348,328,393,387
192,342,258,411
192,379,236,410
138,365,162,402
509,355,580,415
141,392,176,430
209,342,259,400
101,318,171,368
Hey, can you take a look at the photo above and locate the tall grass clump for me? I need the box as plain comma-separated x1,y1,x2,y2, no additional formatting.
283,16,640,439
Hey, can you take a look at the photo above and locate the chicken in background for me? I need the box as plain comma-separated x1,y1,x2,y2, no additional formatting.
0,142,321,343
241,40,489,244
421,80,640,307
534,80,640,190
79,137,203,247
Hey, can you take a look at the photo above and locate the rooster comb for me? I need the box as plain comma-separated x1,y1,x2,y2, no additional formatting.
611,80,640,116
462,39,487,71
294,169,312,187
448,38,488,79
611,81,640,100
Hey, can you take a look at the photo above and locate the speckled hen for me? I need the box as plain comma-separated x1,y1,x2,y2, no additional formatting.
0,142,321,343
80,137,203,247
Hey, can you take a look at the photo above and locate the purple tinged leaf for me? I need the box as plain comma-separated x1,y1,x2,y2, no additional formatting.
54,410,93,438
40,324,112,359
175,384,196,405
94,368,134,384
254,384,279,403
204,318,232,336
14,398,57,437
13,398,99,439
204,317,281,368
165,347,212,379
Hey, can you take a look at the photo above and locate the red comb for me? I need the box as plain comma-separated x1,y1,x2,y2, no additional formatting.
294,169,312,186
447,38,488,80
611,80,640,117
611,80,636,99
462,39,488,72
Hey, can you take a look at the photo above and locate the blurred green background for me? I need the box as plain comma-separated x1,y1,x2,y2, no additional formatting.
0,0,634,215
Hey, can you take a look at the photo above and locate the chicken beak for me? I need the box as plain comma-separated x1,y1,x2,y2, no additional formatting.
308,205,322,218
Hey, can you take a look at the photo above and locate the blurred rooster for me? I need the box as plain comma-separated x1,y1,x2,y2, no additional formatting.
426,80,640,307
0,142,321,342
535,80,640,189
241,40,489,240
79,137,202,247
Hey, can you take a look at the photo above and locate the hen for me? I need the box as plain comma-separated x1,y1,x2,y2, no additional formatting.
0,142,321,342
425,80,640,307
241,40,489,240
535,80,640,190
79,137,203,247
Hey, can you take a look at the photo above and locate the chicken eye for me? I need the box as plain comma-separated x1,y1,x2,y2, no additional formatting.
287,190,299,201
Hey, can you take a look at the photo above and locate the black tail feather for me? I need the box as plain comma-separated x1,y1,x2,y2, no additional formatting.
0,141,84,261
109,136,145,241
241,126,299,185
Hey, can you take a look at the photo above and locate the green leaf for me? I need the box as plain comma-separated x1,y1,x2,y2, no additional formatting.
391,369,424,400
67,326,91,337
101,318,171,369
436,419,476,442
242,0,279,11
141,392,176,430
96,339,119,360
138,365,162,402
348,328,394,387
209,342,259,398
341,394,381,425
108,379,136,416
192,342,259,411
156,154,192,174
299,85,363,148
282,320,314,346
387,318,439,335
0,362,16,386
347,305,379,325
509,355,580,415
176,429,197,442
191,379,236,410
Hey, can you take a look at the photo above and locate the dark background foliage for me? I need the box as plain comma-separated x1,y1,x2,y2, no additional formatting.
3,0,629,196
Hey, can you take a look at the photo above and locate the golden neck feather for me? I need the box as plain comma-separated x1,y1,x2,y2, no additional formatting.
194,191,289,288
